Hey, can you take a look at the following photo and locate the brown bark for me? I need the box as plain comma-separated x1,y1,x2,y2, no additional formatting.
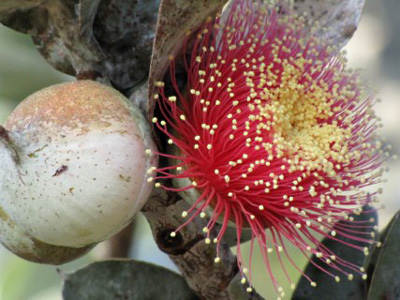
142,188,264,300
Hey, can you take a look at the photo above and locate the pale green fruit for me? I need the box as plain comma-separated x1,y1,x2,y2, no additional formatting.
0,205,94,264
0,81,157,261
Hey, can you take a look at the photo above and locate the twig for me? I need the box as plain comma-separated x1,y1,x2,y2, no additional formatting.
103,221,135,258
142,188,264,300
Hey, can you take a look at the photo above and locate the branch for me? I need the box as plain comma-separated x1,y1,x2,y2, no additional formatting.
103,221,135,258
0,0,159,93
147,0,227,118
142,188,264,300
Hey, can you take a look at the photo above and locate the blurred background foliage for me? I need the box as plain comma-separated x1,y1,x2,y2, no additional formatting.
0,0,399,299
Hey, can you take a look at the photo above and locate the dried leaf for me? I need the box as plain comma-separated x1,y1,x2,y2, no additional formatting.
0,0,43,15
92,0,159,92
147,0,226,119
62,259,199,300
293,0,365,48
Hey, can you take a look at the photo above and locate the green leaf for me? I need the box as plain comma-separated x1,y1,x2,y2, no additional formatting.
220,226,253,247
62,259,199,300
292,205,377,300
367,210,400,300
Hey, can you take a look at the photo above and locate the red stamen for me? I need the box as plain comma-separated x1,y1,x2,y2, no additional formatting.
152,0,386,293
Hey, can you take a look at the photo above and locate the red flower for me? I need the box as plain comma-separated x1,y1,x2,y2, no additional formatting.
152,0,384,293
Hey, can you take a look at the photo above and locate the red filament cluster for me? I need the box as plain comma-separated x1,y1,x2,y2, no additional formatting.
150,0,386,294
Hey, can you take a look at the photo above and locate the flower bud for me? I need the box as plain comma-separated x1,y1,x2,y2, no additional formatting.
0,80,157,262
0,206,93,264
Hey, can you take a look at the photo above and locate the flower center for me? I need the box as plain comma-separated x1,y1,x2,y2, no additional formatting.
250,58,353,179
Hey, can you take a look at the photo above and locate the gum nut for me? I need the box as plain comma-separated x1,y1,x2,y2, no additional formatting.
0,205,94,264
0,80,157,248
